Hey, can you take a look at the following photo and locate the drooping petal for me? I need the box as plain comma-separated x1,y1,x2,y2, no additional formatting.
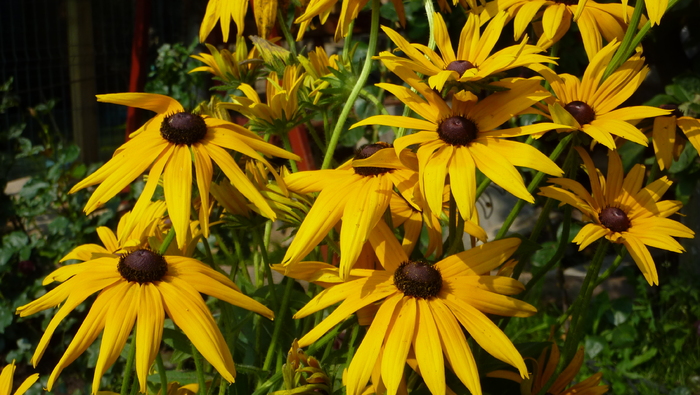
159,278,236,383
135,283,165,393
381,297,416,395
346,293,403,395
443,295,528,377
413,299,446,395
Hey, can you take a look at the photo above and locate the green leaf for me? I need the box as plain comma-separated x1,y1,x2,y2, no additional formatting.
584,335,606,358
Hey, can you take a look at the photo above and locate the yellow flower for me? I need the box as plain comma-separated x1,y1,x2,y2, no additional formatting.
282,236,536,395
489,342,609,395
211,160,312,224
539,147,694,285
0,361,39,395
190,36,262,86
651,105,700,170
298,46,342,104
295,0,405,41
533,41,669,150
199,0,248,42
220,65,307,135
281,143,420,280
486,0,641,60
16,210,274,394
354,73,566,221
70,93,299,249
378,11,554,91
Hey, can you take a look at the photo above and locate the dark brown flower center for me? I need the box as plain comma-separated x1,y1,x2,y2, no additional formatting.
659,104,683,118
599,207,631,233
160,112,208,145
394,260,443,299
118,249,168,283
438,116,478,146
446,60,476,77
353,142,393,176
564,101,596,126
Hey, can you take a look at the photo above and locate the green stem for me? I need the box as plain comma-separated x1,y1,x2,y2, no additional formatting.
305,120,326,152
253,223,279,311
342,20,355,62
594,247,627,288
522,204,572,297
156,353,168,395
192,344,207,395
424,0,436,50
564,241,609,361
281,133,299,173
602,0,645,81
277,8,297,57
495,133,574,240
321,0,381,170
262,277,296,372
120,335,137,395
475,176,492,201
159,227,177,255
358,88,391,116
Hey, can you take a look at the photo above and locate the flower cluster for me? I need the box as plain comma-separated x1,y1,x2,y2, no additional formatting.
9,0,697,394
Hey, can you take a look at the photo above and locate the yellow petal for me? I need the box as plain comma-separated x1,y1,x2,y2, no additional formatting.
430,299,481,395
381,297,416,395
135,283,165,393
413,299,446,395
437,238,520,277
159,278,236,382
443,295,528,377
622,236,658,285
346,293,403,395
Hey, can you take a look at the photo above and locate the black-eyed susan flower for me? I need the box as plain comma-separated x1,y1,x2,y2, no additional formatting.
199,0,248,42
190,37,262,87
281,142,420,280
650,104,700,170
220,65,307,136
539,147,694,285
211,160,312,225
533,41,669,150
298,46,342,104
69,93,299,249
0,361,39,395
16,209,274,394
377,11,554,91
354,73,566,221
486,0,640,60
280,236,536,395
488,342,608,395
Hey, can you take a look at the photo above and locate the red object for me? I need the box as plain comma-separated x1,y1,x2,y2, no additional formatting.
288,125,316,170
125,0,152,141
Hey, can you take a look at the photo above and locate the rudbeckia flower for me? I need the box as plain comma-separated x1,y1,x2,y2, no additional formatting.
377,11,554,91
70,93,299,249
539,147,694,285
220,65,307,135
650,105,700,170
295,0,406,41
298,46,342,104
282,236,536,395
489,342,609,394
533,41,669,150
190,36,262,87
353,73,566,220
281,142,420,280
16,209,274,394
199,0,248,42
486,0,640,60
0,361,39,395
